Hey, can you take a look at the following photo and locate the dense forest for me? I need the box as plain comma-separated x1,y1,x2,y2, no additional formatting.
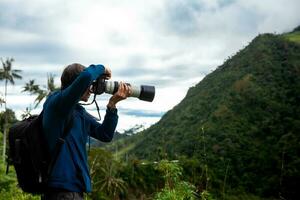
101,27,300,199
0,27,300,200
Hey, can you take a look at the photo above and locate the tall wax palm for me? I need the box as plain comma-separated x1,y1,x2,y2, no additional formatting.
0,58,22,162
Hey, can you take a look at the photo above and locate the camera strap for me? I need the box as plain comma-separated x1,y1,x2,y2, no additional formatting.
79,93,101,154
80,93,101,121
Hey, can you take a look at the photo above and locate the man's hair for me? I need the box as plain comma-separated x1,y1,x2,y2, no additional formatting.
61,63,86,89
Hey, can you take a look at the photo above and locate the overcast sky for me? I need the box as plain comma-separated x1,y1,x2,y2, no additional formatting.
0,0,299,131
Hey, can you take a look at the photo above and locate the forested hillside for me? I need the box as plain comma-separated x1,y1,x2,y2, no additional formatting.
112,27,300,199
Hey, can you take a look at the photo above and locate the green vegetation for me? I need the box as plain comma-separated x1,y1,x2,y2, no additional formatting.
153,160,198,200
282,26,300,44
109,30,300,199
284,32,300,43
283,30,300,44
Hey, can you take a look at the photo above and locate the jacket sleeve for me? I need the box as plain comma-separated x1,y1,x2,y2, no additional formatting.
87,109,118,142
56,64,105,116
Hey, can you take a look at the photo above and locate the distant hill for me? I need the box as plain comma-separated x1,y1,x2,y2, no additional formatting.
111,27,300,199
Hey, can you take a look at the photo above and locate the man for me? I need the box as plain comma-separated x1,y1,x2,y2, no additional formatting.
42,63,130,200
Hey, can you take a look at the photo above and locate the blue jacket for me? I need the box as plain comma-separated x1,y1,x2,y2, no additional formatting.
42,64,118,192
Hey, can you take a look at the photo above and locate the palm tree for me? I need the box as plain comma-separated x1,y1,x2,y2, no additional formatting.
89,149,127,199
21,107,33,120
95,160,127,199
0,58,22,163
22,73,57,108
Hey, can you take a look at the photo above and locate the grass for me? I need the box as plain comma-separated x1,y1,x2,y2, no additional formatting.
283,31,300,43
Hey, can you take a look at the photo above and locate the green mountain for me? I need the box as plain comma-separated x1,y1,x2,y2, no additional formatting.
111,27,300,199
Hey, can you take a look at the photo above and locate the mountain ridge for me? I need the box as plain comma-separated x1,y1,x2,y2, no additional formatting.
106,28,300,198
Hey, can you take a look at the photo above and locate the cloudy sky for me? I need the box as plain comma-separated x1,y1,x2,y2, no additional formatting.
0,0,299,131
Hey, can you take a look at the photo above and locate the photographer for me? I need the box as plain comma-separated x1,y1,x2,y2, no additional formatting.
42,63,130,200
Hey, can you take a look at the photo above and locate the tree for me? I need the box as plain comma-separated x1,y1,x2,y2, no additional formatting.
89,148,127,200
22,73,57,108
97,160,127,199
21,107,33,120
0,109,17,132
0,58,22,163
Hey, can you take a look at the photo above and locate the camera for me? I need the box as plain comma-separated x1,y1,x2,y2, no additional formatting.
91,78,155,102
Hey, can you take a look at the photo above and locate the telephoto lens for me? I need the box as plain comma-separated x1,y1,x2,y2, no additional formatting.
104,81,155,102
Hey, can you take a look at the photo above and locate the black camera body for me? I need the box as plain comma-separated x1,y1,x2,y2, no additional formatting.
91,77,155,102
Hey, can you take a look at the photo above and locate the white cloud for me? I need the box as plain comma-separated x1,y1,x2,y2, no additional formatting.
0,0,299,130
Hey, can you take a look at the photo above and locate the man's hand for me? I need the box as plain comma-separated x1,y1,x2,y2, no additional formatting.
103,66,112,80
107,82,131,108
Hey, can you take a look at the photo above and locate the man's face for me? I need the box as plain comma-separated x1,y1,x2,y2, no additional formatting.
81,88,91,102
